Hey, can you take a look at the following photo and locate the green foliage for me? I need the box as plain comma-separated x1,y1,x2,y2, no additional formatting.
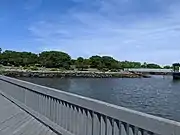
89,55,102,69
39,51,71,69
0,50,38,66
75,57,89,71
163,65,172,69
70,59,76,65
0,49,166,71
101,56,119,70
146,63,162,69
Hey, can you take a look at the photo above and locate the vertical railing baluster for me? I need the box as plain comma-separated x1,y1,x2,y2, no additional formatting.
93,112,101,135
121,122,127,135
68,104,72,132
50,98,53,121
79,108,83,135
65,102,68,130
62,101,65,129
138,129,143,135
46,96,48,118
48,96,50,118
67,104,71,132
143,130,148,135
119,121,122,135
52,98,55,122
55,99,58,124
46,96,48,117
76,107,80,135
40,94,42,114
53,99,56,123
107,117,113,135
60,101,63,127
67,103,70,131
59,100,62,126
86,110,92,135
112,119,114,135
38,94,41,114
82,109,87,135
45,96,47,117
72,105,77,134
56,100,60,125
50,97,52,120
79,108,85,135
126,124,130,135
129,125,134,135
101,116,106,135
36,93,38,111
134,127,138,135
113,120,119,135
42,95,45,116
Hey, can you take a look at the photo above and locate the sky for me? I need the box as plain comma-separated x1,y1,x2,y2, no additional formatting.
0,0,180,65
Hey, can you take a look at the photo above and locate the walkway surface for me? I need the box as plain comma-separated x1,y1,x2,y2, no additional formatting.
0,94,58,135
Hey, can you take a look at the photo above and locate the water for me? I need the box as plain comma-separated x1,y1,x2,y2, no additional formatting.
19,76,180,122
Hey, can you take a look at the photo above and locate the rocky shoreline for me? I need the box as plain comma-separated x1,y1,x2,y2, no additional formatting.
0,70,150,78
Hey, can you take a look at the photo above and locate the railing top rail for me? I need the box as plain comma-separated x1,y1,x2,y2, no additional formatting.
0,75,180,134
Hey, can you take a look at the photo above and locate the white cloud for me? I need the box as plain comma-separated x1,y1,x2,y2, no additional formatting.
28,0,180,65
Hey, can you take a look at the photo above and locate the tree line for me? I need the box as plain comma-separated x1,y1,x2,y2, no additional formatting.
0,48,172,71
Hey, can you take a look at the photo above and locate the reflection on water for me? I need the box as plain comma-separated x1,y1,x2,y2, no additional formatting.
19,76,180,122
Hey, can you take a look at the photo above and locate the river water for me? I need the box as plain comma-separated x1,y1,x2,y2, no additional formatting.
19,75,180,122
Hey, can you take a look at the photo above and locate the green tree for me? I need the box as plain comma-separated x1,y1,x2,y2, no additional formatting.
89,55,103,69
1,50,38,66
163,65,172,69
101,56,119,70
118,61,141,69
39,51,71,69
146,63,161,69
70,59,76,65
75,57,89,70
141,62,148,68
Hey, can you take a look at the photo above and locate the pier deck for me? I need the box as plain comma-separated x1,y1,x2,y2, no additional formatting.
0,94,58,135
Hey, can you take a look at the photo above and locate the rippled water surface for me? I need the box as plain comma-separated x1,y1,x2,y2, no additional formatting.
19,76,180,122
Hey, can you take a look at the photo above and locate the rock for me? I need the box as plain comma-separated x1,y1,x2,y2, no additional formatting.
1,70,148,78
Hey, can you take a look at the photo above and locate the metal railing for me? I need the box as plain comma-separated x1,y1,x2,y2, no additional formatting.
0,75,180,135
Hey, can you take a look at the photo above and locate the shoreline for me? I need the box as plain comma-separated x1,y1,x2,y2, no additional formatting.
0,70,150,78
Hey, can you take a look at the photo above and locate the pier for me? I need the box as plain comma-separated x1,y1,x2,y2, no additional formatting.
0,75,180,135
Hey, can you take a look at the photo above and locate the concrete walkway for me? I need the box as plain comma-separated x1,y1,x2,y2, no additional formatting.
0,94,58,135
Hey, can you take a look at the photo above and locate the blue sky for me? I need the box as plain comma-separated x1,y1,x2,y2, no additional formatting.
1,0,180,65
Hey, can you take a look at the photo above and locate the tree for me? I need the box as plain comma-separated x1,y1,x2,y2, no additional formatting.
101,56,119,70
0,50,38,66
141,62,148,68
163,65,172,69
0,49,165,70
39,51,71,69
146,63,162,69
70,59,76,65
89,55,103,69
75,57,89,70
